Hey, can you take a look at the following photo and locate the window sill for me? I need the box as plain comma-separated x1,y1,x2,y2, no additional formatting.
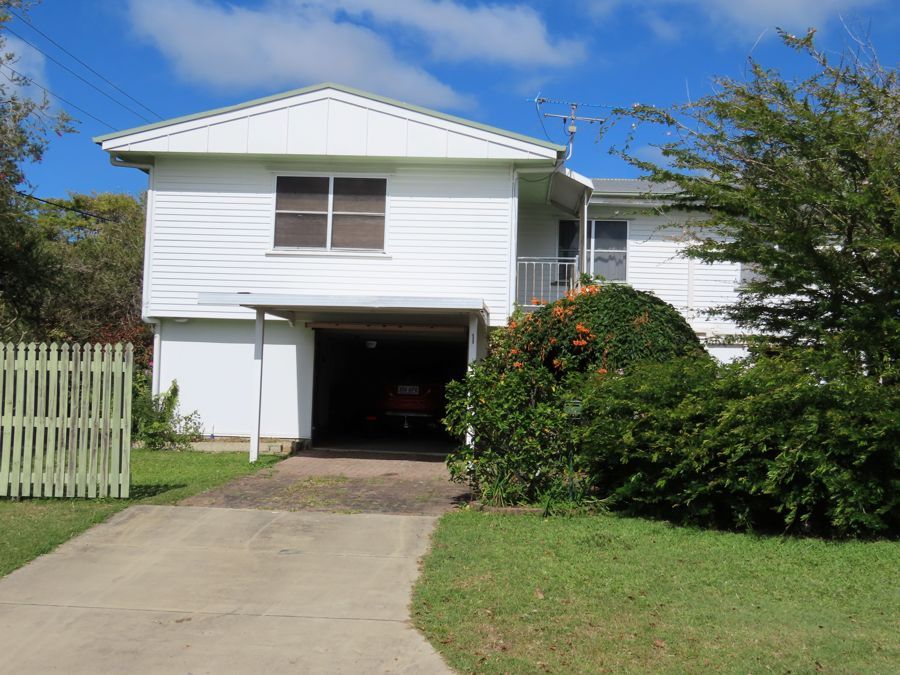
265,249,392,260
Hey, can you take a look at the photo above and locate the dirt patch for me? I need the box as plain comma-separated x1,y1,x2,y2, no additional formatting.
180,450,470,515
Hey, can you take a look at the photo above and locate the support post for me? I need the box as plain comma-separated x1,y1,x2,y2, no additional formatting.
581,189,590,276
465,314,480,447
467,314,479,365
151,322,162,396
250,309,266,462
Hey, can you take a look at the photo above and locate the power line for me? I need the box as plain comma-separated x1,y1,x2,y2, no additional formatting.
4,25,151,123
1,63,116,130
7,8,162,120
16,191,120,224
533,95,558,143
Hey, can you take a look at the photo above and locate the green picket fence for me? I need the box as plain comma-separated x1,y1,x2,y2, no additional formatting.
0,342,133,499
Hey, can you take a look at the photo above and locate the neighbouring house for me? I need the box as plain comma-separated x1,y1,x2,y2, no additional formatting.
96,83,748,458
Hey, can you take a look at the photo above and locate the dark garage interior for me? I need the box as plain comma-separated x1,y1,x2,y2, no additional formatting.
311,326,468,453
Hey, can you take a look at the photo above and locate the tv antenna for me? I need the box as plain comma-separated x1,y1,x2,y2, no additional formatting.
533,96,605,161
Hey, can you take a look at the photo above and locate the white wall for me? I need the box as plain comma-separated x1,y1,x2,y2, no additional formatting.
146,157,516,326
156,318,314,439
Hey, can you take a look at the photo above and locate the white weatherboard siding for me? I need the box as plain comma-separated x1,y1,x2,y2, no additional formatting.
147,157,515,326
617,211,743,335
520,207,746,341
156,318,314,438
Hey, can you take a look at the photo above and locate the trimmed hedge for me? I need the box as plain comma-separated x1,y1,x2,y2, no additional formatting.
578,349,899,537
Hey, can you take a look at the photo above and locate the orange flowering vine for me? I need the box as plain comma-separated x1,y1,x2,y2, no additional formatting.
572,338,588,347
512,361,524,369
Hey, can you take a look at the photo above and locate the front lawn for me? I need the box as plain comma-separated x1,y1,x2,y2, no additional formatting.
0,450,281,578
413,511,899,673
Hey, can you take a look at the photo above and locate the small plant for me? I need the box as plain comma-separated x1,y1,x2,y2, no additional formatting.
132,373,203,451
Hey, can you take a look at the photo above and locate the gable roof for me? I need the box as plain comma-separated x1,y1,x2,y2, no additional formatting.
94,82,564,160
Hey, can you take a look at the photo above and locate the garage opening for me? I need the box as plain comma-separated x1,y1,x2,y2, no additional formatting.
311,324,468,453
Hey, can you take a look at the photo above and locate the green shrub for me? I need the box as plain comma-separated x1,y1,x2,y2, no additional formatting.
504,280,703,376
579,348,900,537
132,372,204,451
444,282,703,504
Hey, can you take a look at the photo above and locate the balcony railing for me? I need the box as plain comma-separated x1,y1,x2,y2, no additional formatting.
516,256,579,308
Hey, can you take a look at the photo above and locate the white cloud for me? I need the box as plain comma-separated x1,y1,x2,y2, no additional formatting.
693,0,881,32
642,11,680,41
332,0,584,66
1,34,49,99
585,0,882,36
126,0,581,110
126,0,468,108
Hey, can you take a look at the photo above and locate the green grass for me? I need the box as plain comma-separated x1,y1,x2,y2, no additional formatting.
0,450,281,578
413,511,899,674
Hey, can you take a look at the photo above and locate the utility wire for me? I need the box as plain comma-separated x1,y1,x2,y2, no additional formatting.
534,97,557,143
1,63,116,130
4,25,151,122
7,8,162,120
16,191,119,224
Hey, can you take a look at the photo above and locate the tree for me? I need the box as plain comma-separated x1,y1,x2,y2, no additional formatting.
611,30,899,376
35,192,147,345
0,1,72,340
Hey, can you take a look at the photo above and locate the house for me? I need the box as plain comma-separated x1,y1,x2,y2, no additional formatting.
96,83,747,459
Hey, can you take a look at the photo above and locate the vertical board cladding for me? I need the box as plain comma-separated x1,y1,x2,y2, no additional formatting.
148,157,515,326
156,319,314,439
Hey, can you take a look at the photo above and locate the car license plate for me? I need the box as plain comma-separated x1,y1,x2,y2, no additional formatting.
398,385,419,395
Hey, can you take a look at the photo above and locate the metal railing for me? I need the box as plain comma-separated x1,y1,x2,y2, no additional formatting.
516,257,579,308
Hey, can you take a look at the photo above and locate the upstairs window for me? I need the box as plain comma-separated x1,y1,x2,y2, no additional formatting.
590,220,627,281
274,176,386,250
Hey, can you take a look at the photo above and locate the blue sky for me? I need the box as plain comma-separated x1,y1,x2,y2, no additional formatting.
7,0,899,198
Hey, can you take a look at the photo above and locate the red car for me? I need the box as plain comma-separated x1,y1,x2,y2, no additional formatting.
369,381,444,430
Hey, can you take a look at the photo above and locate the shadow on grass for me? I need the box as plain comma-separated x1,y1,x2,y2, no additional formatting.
128,483,187,499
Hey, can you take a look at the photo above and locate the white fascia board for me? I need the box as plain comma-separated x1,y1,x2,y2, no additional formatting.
197,292,487,314
562,168,594,190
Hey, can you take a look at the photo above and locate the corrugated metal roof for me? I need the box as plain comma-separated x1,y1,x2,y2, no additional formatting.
590,178,680,194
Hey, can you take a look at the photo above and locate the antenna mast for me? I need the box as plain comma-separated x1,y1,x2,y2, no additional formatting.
534,97,605,160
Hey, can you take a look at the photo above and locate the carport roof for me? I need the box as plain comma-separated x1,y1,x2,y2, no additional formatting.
198,292,487,317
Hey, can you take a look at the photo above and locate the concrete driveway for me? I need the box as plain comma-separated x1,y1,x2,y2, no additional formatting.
0,505,450,674
181,450,469,515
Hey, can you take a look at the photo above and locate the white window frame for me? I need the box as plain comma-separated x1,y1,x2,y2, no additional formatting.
270,171,390,254
586,219,629,282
